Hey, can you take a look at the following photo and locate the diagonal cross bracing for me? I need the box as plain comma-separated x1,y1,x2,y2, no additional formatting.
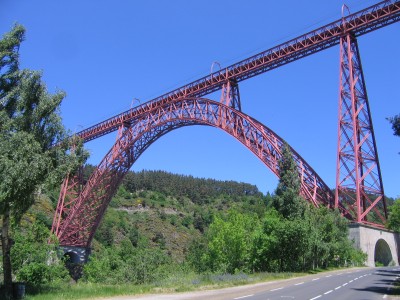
75,0,400,143
53,1,399,246
55,98,348,248
335,34,386,225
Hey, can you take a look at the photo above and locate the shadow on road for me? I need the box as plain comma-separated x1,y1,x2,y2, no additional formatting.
352,268,400,296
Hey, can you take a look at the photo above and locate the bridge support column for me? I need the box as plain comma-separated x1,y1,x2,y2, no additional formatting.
335,33,387,226
348,223,399,267
220,79,241,111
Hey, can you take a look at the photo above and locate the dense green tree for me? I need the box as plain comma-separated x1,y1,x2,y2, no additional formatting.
187,237,208,273
275,218,309,271
272,143,306,219
388,114,400,154
388,114,400,137
387,199,400,232
195,206,365,273
252,208,310,272
250,209,281,272
304,206,353,269
83,245,171,284
11,222,69,286
202,210,259,273
0,25,86,299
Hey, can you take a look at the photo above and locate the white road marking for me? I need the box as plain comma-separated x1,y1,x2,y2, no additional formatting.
383,294,388,299
251,269,377,300
234,295,254,299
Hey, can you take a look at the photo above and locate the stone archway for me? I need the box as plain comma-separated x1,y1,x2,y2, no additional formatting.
375,238,393,266
349,223,399,267
64,251,80,264
61,247,90,281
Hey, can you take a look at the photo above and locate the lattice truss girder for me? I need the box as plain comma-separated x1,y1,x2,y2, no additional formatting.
54,98,347,247
335,34,386,226
50,1,400,246
75,1,400,143
51,167,84,238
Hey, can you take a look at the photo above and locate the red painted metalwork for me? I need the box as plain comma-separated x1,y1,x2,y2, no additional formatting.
51,1,400,246
55,98,350,248
74,0,400,144
220,79,241,111
335,33,387,227
51,167,84,237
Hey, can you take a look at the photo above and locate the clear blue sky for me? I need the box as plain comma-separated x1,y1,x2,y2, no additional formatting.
2,0,399,198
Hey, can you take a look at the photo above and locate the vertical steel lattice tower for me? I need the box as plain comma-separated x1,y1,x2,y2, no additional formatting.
335,33,387,226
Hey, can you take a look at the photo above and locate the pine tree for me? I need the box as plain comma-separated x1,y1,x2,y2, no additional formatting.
272,143,306,220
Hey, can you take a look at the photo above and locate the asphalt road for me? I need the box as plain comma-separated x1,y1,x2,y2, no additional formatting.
243,267,400,300
108,267,400,300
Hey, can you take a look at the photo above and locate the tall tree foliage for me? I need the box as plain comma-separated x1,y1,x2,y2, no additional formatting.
388,114,400,137
388,114,400,154
272,143,305,219
11,221,69,286
0,25,86,299
193,207,365,274
387,199,400,232
201,210,258,273
188,144,365,274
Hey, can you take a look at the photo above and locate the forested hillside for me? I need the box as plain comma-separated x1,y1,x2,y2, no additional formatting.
93,168,271,262
8,164,395,291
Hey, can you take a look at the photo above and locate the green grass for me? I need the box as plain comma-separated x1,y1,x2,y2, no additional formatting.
24,266,368,300
25,283,154,300
24,270,324,300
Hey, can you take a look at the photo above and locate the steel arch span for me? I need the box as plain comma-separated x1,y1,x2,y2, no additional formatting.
53,97,351,248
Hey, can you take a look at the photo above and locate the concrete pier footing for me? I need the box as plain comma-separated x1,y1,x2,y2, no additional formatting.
348,223,399,267
59,246,91,264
